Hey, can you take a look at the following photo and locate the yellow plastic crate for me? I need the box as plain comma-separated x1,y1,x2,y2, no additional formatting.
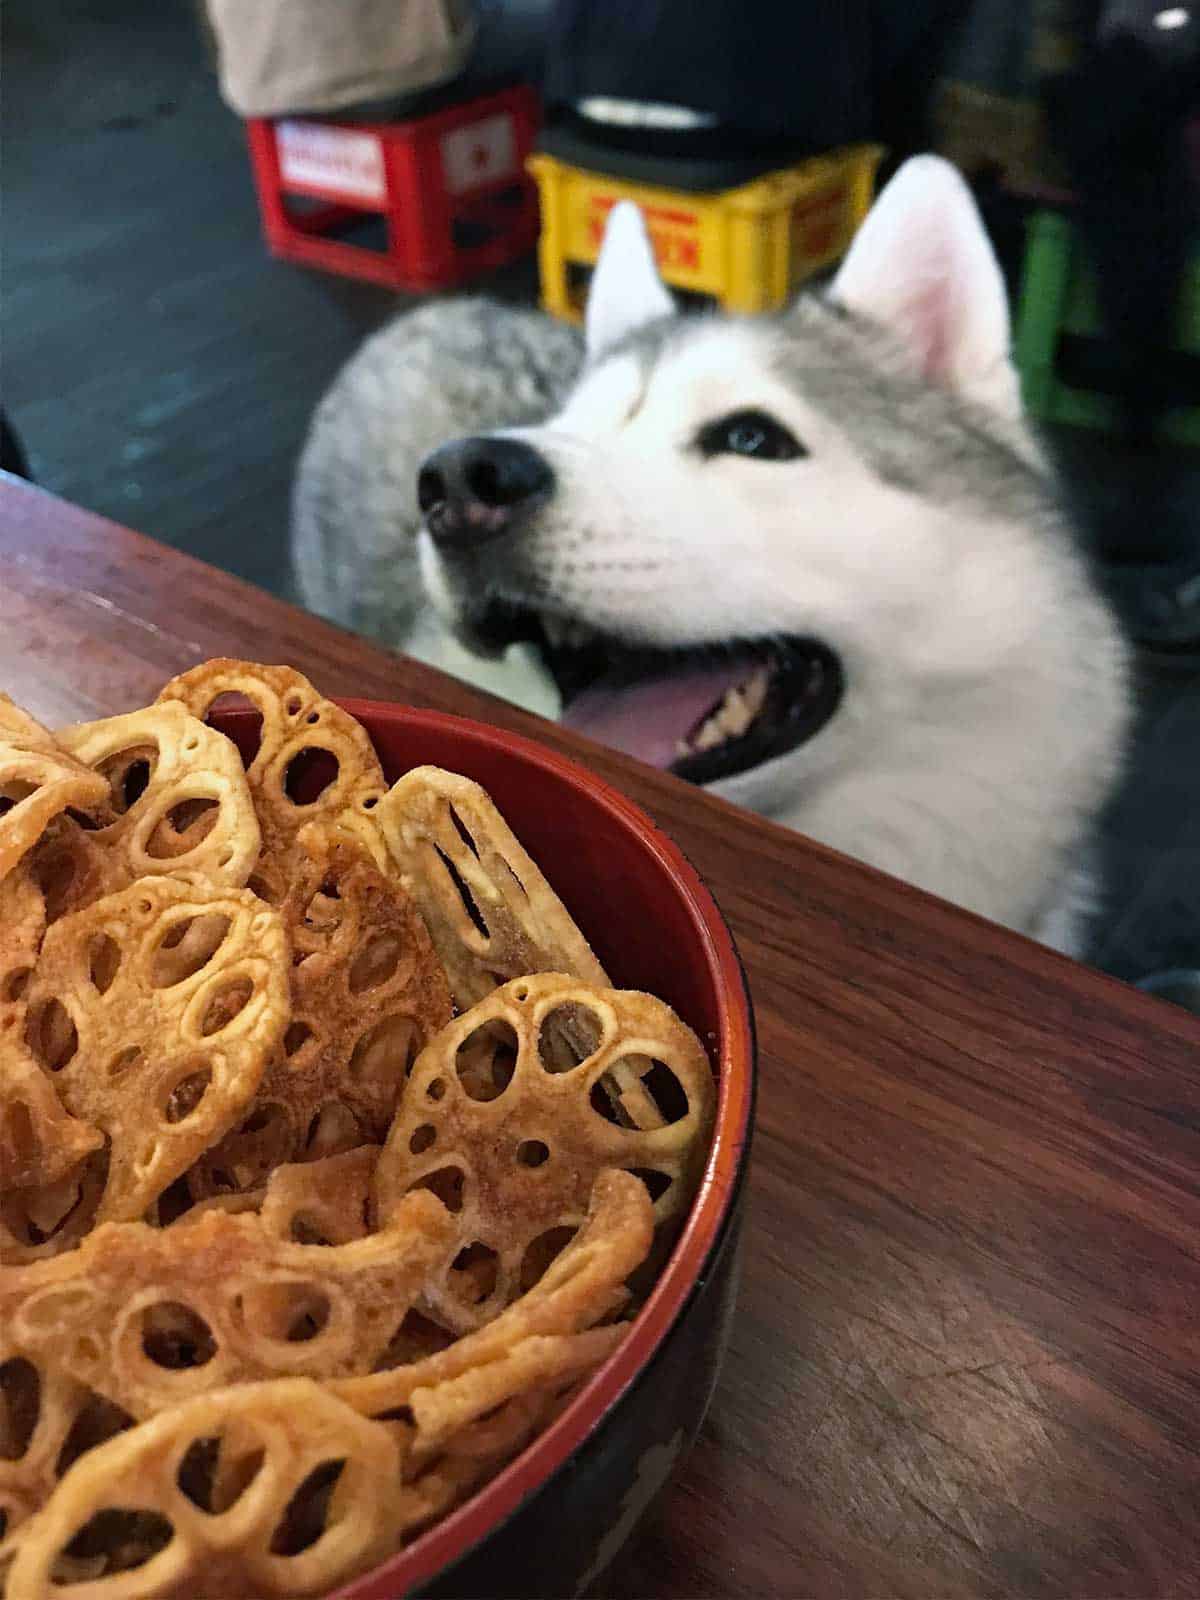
528,143,883,322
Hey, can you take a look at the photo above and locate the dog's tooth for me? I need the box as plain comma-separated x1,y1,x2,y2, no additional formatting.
693,718,725,752
744,669,769,717
722,687,751,736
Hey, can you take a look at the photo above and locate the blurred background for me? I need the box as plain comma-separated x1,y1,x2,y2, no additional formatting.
3,0,1198,990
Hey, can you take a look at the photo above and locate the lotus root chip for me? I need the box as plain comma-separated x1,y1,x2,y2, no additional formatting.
375,766,608,1011
373,767,651,1118
1,862,103,1193
331,1168,653,1421
0,694,109,882
21,878,289,1225
372,976,714,1329
1,1188,456,1419
257,1146,379,1245
189,826,451,1198
155,660,388,905
180,1147,379,1242
7,1379,404,1599
0,1158,108,1266
48,704,261,917
0,1343,131,1548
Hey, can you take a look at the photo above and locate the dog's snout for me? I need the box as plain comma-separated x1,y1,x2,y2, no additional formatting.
418,436,553,548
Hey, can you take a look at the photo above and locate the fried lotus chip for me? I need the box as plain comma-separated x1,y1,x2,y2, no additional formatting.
0,1342,131,1549
0,863,103,1190
333,1167,653,1420
0,1159,108,1267
175,1146,379,1240
258,1146,378,1245
155,660,387,906
1,1188,456,1419
7,1380,404,1600
188,826,452,1198
0,695,108,883
46,704,261,918
374,766,608,1011
373,976,714,1329
22,878,289,1225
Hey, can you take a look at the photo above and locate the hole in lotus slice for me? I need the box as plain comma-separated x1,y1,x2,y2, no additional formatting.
87,933,120,994
432,844,489,939
349,1013,421,1089
25,997,77,1071
96,745,157,815
407,1165,466,1214
141,1302,217,1369
58,1509,174,1577
628,1167,674,1205
150,912,231,989
518,1225,579,1292
202,692,263,768
177,1433,266,1515
162,1064,212,1124
613,1056,690,1126
409,1123,436,1155
304,1103,362,1160
455,1019,517,1101
4,1100,35,1166
448,1241,499,1305
448,805,481,858
515,1138,549,1168
348,931,405,994
269,1460,344,1556
283,747,340,806
237,1280,333,1344
54,1393,134,1479
2,963,31,1003
537,1001,604,1073
198,975,253,1036
283,1020,314,1058
0,1357,40,1460
144,796,219,860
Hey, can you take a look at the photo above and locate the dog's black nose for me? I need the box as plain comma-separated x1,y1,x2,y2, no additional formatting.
417,436,553,548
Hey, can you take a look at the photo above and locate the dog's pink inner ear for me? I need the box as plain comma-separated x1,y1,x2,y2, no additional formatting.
828,156,1022,420
585,200,675,360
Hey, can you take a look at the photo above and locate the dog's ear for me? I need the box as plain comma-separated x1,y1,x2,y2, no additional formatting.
828,156,1022,419
585,201,675,360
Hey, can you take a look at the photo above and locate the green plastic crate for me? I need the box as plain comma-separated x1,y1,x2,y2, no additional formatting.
1014,208,1200,447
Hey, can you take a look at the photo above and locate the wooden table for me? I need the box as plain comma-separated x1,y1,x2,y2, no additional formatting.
4,474,1199,1599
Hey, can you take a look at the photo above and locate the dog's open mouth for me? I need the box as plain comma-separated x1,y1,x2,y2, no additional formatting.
468,602,843,783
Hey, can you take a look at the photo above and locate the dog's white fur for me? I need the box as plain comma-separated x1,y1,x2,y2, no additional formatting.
420,159,1130,953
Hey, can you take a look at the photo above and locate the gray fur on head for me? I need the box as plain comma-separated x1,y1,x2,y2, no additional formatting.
292,297,582,646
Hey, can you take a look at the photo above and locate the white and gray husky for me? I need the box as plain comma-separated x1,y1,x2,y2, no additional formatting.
294,157,1129,956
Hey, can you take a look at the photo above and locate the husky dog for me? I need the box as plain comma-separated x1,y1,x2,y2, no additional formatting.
296,158,1129,954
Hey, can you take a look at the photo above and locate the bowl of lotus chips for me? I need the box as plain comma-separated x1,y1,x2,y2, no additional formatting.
0,661,755,1600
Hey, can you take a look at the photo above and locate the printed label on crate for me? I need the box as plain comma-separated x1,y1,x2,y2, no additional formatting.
441,114,517,195
277,121,386,203
789,185,846,279
588,198,701,272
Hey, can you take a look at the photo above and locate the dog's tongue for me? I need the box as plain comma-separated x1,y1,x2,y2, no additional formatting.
560,657,752,769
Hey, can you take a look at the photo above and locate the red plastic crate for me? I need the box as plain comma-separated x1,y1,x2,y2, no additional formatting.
246,83,541,292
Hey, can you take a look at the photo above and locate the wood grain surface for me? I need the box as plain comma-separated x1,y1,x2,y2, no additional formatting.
3,474,1198,1599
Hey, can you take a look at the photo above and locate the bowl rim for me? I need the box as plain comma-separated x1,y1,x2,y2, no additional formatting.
311,701,756,1598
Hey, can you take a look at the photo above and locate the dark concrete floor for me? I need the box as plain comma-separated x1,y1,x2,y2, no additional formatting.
5,0,1198,986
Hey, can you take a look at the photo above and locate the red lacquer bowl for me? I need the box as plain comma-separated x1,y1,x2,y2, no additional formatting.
218,701,756,1600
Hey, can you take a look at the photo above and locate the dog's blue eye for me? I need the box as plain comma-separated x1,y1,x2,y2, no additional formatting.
698,409,806,461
